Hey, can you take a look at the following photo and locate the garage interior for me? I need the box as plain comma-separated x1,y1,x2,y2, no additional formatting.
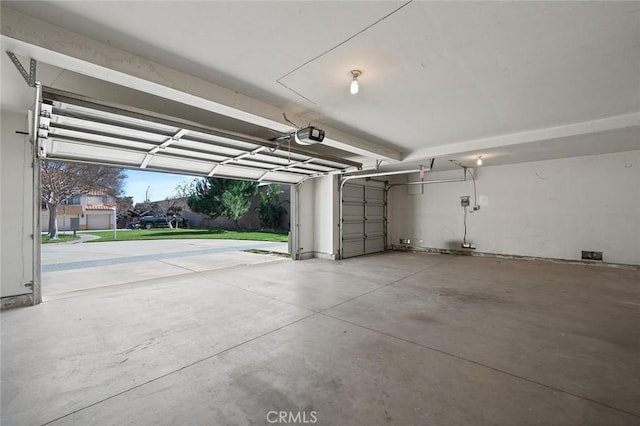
1,2,639,425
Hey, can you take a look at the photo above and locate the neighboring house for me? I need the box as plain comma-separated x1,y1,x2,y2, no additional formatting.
41,190,116,232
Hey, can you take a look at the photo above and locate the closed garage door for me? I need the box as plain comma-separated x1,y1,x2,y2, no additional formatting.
341,182,386,259
86,214,110,230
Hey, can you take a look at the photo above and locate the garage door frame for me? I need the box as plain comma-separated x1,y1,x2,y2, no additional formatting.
341,182,386,259
32,82,43,305
339,178,388,259
25,84,363,304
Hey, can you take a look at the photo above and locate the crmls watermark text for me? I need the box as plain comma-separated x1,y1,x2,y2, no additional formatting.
266,410,318,424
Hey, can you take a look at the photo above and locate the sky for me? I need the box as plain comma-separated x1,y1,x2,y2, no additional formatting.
123,170,198,204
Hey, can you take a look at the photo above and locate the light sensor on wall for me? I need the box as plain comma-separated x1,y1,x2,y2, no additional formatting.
350,70,361,94
476,156,483,166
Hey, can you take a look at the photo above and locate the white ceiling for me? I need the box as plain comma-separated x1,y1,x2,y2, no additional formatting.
2,1,640,170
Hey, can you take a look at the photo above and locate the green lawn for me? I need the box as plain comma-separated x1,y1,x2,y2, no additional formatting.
42,234,81,244
83,228,288,243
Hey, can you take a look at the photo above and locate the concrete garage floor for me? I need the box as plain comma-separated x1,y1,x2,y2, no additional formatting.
2,250,639,425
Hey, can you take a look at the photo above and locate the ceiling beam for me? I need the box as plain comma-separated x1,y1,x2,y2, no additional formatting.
404,112,640,162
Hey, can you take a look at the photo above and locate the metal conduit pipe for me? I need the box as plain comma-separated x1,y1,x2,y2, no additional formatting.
340,169,424,188
386,176,466,190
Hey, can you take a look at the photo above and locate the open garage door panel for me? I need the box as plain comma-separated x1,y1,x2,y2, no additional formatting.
39,89,361,184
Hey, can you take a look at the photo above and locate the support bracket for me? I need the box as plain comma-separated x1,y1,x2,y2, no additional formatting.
6,52,37,87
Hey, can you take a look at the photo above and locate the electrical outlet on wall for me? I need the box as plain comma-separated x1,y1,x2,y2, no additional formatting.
460,196,470,207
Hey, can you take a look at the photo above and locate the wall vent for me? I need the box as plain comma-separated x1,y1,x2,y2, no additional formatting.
581,251,603,261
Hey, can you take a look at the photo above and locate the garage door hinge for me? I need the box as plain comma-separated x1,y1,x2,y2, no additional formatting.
24,281,34,289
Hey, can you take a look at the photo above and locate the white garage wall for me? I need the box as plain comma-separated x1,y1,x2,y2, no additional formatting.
389,150,640,265
292,175,339,260
1,110,35,301
313,175,339,260
292,179,315,260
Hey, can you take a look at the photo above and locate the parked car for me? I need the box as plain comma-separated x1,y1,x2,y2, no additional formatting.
139,214,188,229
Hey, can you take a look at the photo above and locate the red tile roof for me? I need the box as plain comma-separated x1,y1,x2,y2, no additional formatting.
85,204,116,211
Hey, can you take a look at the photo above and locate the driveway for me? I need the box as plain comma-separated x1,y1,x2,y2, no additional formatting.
42,239,289,300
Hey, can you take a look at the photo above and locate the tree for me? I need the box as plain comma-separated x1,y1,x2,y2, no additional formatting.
187,178,224,220
115,196,134,213
221,187,250,229
41,161,126,239
187,177,258,228
256,184,287,230
174,179,198,199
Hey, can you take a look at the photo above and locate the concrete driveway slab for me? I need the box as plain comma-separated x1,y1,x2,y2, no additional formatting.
42,239,289,299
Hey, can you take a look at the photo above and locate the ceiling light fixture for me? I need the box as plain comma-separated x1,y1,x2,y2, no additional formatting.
350,70,361,95
476,156,483,166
